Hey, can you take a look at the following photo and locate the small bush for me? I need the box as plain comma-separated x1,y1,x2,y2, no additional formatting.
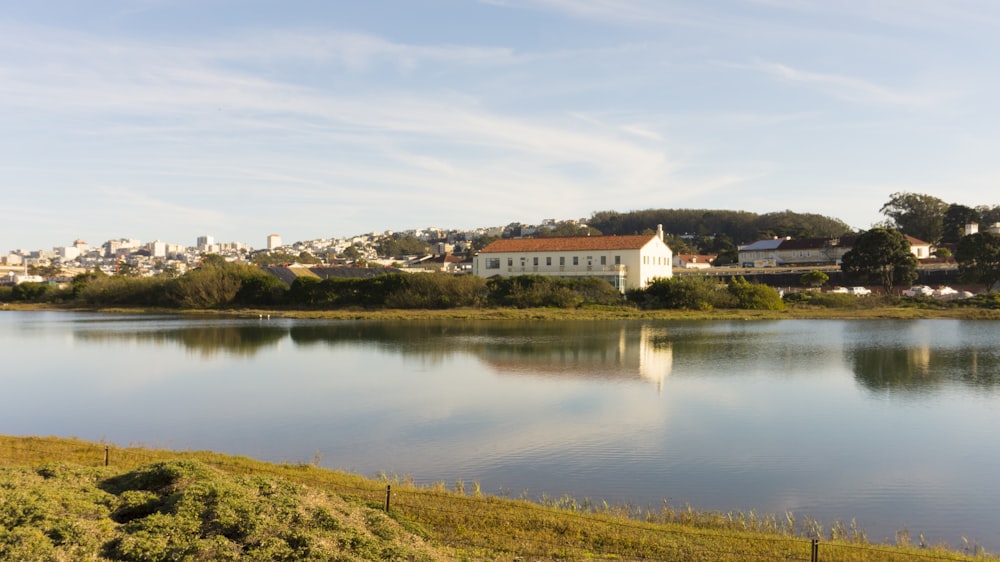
487,276,619,308
629,276,728,310
784,291,861,309
727,277,785,310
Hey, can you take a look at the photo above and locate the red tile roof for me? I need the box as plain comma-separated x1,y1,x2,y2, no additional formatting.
479,235,659,253
904,235,930,246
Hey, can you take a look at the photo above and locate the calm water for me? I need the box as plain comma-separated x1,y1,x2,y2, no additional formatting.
2,311,1000,549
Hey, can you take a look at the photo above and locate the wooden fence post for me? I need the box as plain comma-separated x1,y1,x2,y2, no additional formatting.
811,538,819,562
385,485,391,512
104,445,109,466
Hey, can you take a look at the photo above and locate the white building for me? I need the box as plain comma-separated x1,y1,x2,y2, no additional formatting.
55,246,81,261
472,225,673,292
267,233,282,250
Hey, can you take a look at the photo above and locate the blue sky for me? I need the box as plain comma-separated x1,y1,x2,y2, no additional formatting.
4,0,1000,251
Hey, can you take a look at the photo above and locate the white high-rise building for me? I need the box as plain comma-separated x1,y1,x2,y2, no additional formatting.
197,235,214,250
267,234,282,250
151,240,167,258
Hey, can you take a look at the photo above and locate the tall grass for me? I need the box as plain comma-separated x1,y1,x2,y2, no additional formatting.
0,436,986,561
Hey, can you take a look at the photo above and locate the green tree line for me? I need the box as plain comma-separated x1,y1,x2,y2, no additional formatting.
2,255,790,312
588,209,853,244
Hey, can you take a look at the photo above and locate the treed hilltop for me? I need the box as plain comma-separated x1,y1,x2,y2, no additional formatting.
3,208,863,280
4,193,1000,291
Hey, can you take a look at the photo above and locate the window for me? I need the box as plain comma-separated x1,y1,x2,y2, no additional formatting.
485,258,500,269
600,256,607,265
546,257,552,266
572,256,579,266
533,257,538,266
614,255,621,265
507,258,513,266
560,256,565,266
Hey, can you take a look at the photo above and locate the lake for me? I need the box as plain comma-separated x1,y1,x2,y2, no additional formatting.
2,310,999,550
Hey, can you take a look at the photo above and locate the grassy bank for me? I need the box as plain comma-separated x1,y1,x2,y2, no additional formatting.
6,300,1000,320
0,436,987,561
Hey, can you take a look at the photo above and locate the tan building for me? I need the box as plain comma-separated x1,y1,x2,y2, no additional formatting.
472,226,672,292
738,234,932,267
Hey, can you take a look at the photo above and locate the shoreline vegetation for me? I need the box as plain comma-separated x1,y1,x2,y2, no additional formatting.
3,257,1000,320
5,300,1000,320
0,435,989,561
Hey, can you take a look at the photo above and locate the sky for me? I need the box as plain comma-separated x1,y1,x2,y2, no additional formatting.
4,0,1000,251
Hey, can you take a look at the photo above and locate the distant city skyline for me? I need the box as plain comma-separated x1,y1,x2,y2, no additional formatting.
5,1,1000,251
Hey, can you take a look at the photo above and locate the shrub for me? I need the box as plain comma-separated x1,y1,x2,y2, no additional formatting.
727,276,785,310
630,276,727,310
73,275,168,307
384,274,488,309
783,290,860,309
10,282,52,302
485,276,617,308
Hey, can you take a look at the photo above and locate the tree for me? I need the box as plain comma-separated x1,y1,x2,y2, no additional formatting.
469,235,500,253
841,228,918,294
704,233,738,265
977,205,1000,225
341,244,362,260
956,232,1000,292
800,270,829,287
375,235,430,258
880,192,948,244
537,224,602,237
941,204,981,244
27,264,63,278
661,234,693,255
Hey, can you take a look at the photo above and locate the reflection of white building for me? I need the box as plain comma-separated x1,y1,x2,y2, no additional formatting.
482,324,673,391
473,226,673,292
637,326,672,391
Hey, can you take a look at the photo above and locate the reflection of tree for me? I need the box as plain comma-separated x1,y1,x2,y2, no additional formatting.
850,346,935,392
290,321,618,354
74,325,288,358
290,321,672,385
850,345,1000,393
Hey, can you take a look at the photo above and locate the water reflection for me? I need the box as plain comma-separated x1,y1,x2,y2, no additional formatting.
7,312,1000,551
476,325,672,389
72,324,289,358
850,345,1000,393
846,321,1000,393
57,316,1000,395
65,319,676,387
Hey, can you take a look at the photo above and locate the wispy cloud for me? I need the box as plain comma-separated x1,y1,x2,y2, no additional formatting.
0,20,693,242
745,60,946,109
506,0,715,27
745,0,1000,31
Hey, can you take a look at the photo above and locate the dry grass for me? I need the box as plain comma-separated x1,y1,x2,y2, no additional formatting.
1,435,989,561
